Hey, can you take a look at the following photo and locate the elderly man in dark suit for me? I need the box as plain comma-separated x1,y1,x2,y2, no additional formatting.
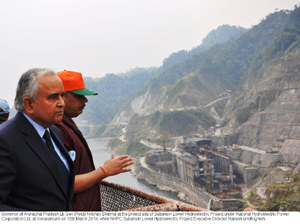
0,68,75,211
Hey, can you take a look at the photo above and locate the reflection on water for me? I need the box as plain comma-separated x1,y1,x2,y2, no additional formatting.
87,138,183,201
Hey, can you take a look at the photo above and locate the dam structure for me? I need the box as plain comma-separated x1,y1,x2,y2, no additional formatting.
133,134,288,211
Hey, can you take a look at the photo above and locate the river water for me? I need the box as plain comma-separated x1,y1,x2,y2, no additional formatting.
86,138,183,202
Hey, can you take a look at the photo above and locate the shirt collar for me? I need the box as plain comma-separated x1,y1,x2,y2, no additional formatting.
22,112,48,138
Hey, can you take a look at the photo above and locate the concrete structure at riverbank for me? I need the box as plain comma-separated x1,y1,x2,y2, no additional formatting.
133,160,244,211
134,134,292,210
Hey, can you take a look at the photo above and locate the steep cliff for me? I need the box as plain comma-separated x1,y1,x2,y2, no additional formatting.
230,49,300,165
223,7,300,167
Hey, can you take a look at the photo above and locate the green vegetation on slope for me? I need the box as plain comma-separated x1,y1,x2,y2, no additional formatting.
225,7,300,129
162,25,246,69
158,110,215,136
80,7,300,139
77,25,245,128
247,171,300,211
78,67,159,125
109,138,152,158
125,109,216,141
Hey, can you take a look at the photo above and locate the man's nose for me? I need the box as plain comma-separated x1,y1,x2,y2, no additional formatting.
58,95,65,107
82,96,88,103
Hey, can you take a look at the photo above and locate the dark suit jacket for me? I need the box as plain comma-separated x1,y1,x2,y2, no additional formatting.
0,112,75,211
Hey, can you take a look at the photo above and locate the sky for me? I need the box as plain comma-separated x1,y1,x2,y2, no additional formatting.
0,0,299,107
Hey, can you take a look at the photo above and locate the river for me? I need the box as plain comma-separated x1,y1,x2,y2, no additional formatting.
87,138,183,202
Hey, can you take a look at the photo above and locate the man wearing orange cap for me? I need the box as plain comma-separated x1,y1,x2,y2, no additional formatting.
56,70,133,211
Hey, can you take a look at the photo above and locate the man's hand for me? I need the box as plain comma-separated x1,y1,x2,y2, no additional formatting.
102,154,134,177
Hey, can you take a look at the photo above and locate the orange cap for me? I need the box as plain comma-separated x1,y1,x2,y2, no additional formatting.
56,70,98,95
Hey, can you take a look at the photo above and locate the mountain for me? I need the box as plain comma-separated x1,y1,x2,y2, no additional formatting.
162,25,246,68
77,24,246,136
102,7,300,211
223,7,300,168
109,9,293,142
74,67,159,135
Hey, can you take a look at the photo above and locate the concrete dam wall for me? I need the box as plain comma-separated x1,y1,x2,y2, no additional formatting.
133,162,243,211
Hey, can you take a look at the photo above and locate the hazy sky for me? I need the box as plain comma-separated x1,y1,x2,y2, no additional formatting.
0,0,299,107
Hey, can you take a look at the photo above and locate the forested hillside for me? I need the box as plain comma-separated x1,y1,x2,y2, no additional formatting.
224,6,300,152
162,25,246,68
77,24,245,130
77,6,300,144
77,67,159,125
158,9,290,90
110,8,294,138
106,6,300,211
224,6,300,126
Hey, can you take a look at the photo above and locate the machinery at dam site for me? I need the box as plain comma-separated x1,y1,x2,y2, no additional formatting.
130,127,293,211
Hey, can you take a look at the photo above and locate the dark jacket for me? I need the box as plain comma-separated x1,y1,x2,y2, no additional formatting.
55,115,101,211
0,115,7,124
0,112,75,211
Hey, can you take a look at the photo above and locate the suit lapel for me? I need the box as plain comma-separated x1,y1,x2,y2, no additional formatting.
16,113,68,197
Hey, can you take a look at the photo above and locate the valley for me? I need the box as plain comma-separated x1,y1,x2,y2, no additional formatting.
78,7,300,211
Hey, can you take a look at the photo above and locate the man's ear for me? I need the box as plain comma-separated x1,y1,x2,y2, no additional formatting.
23,97,35,114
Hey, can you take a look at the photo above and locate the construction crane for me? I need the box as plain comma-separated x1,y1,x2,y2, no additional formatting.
145,130,168,175
200,148,234,193
147,130,178,153
147,130,202,175
147,131,211,188
204,150,212,194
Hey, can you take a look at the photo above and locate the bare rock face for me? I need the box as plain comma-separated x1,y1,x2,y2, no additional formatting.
233,51,300,166
110,87,166,126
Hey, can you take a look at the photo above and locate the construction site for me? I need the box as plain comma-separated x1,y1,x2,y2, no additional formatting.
131,130,290,210
141,136,242,198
